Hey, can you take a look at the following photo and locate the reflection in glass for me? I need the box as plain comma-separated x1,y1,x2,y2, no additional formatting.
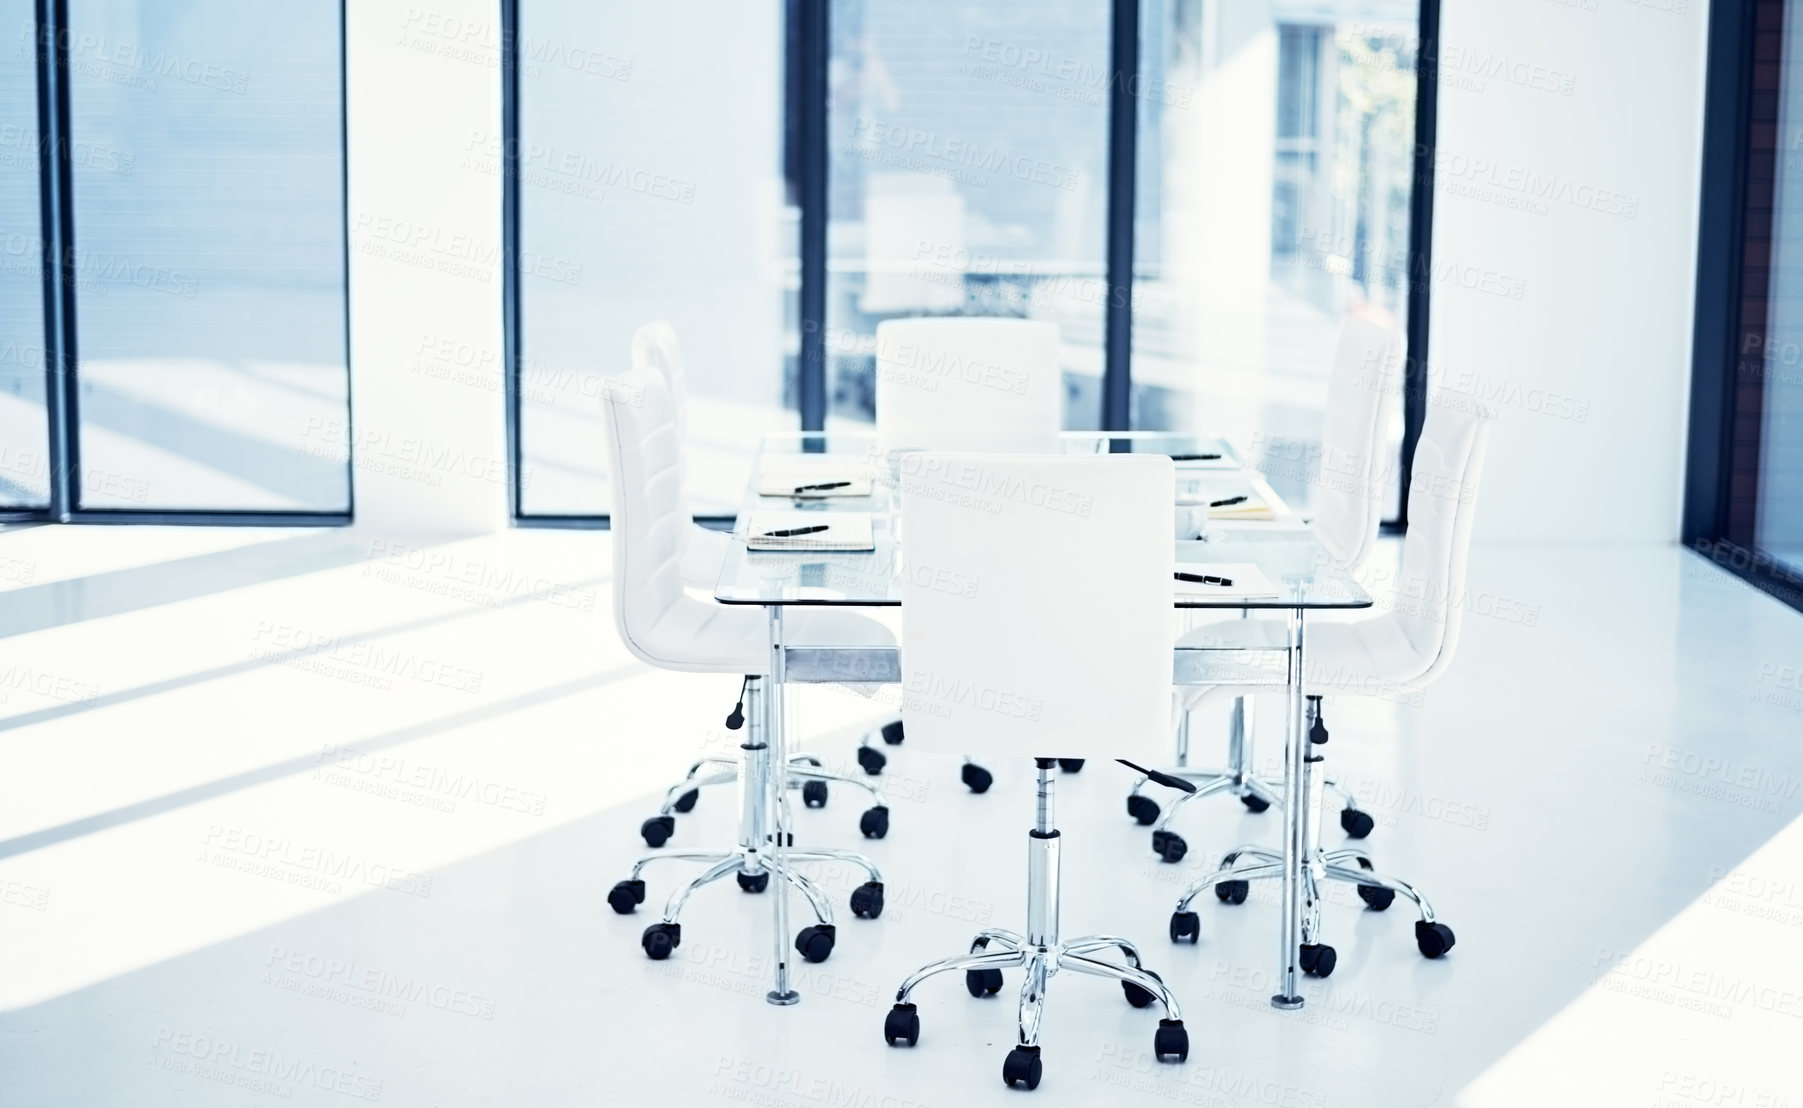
1135,2,1417,518
826,0,1112,431
66,0,348,511
517,0,797,516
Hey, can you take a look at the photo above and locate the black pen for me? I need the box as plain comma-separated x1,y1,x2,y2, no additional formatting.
792,481,852,493
1209,495,1248,508
1174,571,1234,587
1169,453,1223,461
758,524,830,539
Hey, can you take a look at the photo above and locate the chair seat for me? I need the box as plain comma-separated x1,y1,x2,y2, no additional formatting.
1175,615,1425,708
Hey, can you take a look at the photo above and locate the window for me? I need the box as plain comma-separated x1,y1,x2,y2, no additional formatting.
0,0,48,510
506,0,1437,526
824,0,1112,430
8,0,350,521
1690,0,1803,607
1134,3,1422,520
513,0,797,517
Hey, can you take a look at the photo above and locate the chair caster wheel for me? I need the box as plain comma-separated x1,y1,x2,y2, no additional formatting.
1215,880,1249,905
1416,921,1456,958
884,1003,919,1046
859,805,890,839
880,720,906,745
1122,968,1162,1008
1154,1019,1189,1063
1002,1046,1043,1090
965,967,1004,997
736,870,769,894
1126,794,1161,826
802,780,829,808
1169,911,1200,943
850,881,885,919
1358,883,1395,910
1299,942,1337,978
639,815,675,848
1340,807,1375,838
1240,793,1271,813
641,922,680,960
796,924,836,963
857,745,887,775
1058,758,1085,772
607,879,645,915
961,763,993,793
1151,830,1187,863
671,788,699,813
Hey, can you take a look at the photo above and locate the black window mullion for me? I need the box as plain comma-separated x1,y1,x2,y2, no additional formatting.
34,0,76,521
1392,0,1440,532
796,0,828,433
1101,0,1139,434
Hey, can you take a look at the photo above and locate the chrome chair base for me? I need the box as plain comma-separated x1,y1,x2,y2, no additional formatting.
1166,698,1456,970
883,760,1188,1091
610,677,886,965
642,745,893,848
1127,694,1374,863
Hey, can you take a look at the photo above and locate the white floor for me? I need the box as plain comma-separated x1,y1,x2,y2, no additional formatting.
0,526,1800,1106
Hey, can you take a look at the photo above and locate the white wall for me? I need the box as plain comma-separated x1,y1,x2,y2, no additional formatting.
345,0,508,534
1432,0,1707,545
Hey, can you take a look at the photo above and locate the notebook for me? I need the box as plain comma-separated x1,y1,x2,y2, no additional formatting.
1172,562,1283,601
755,456,876,498
743,511,877,552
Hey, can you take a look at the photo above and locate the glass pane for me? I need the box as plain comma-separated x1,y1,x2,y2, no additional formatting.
517,0,797,516
66,0,348,512
1135,2,1417,519
826,0,1112,431
1754,1,1803,572
0,0,49,509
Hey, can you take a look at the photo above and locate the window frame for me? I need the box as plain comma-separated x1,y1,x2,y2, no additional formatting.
1,0,355,527
504,0,1441,530
1685,0,1803,611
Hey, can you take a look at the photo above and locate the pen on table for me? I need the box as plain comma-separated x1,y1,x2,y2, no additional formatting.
1169,453,1223,462
1174,571,1234,587
1209,495,1248,508
791,481,852,493
757,524,830,539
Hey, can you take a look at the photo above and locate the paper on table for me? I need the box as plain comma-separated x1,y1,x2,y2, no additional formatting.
1174,488,1278,520
755,456,876,498
1173,562,1283,601
744,511,876,552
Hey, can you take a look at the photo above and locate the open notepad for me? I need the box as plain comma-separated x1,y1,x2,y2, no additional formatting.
1174,489,1279,521
1173,562,1283,602
743,511,877,552
754,456,876,498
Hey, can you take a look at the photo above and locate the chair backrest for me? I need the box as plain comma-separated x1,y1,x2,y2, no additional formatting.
875,318,1062,446
1385,402,1494,683
601,365,734,673
898,453,1174,760
631,320,688,490
1312,313,1404,570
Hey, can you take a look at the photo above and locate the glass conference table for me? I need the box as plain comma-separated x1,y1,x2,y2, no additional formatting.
715,431,1372,1010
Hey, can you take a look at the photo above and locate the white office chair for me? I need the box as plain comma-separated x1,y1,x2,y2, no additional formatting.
630,322,897,816
1164,402,1493,975
1131,312,1405,855
881,453,1192,1091
629,321,731,586
871,316,1068,792
601,366,894,964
